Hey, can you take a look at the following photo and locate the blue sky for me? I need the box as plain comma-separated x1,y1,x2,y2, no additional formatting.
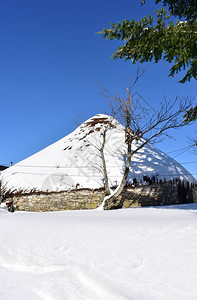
0,0,196,178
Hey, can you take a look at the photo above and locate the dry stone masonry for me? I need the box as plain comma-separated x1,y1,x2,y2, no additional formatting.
4,182,196,212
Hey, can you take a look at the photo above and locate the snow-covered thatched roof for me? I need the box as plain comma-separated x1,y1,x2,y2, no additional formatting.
1,114,195,193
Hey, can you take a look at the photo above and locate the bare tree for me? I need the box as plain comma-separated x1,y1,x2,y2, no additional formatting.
98,69,192,208
72,113,116,196
82,115,116,196
90,126,111,196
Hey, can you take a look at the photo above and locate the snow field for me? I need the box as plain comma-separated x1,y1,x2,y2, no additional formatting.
0,204,197,299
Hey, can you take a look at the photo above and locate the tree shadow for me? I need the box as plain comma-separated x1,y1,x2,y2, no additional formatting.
127,143,195,183
153,203,197,211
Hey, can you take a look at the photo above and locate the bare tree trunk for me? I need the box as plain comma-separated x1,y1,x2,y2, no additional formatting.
100,129,110,196
106,141,132,204
104,88,132,205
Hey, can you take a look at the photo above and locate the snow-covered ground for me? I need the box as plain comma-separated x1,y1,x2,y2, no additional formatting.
0,204,197,300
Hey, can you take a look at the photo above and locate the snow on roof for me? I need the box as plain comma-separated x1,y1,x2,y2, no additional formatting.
1,114,195,193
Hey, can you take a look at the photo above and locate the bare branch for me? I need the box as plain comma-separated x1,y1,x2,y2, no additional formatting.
72,112,84,128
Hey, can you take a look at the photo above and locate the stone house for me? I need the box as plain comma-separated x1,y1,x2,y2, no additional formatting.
1,115,196,211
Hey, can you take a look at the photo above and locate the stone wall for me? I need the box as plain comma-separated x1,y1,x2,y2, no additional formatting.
4,182,196,212
193,186,197,203
9,189,104,212
103,183,196,210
